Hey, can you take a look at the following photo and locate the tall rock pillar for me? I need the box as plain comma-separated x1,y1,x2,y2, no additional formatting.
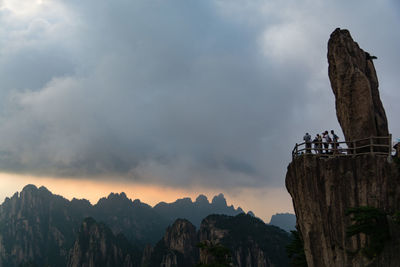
327,28,388,141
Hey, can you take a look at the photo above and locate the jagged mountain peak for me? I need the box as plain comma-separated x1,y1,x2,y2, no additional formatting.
22,184,38,191
211,193,227,206
96,192,133,206
107,192,129,200
195,194,209,204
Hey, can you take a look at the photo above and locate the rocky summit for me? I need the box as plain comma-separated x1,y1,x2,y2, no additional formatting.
328,28,388,142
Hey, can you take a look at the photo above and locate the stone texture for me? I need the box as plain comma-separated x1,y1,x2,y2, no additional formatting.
67,217,139,267
161,219,199,267
163,219,198,255
286,155,400,267
328,28,388,142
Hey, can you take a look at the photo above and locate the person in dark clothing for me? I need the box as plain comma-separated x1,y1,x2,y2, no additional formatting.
313,135,319,154
303,133,312,154
331,130,339,153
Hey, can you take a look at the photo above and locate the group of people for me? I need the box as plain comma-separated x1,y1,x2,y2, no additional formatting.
303,130,341,154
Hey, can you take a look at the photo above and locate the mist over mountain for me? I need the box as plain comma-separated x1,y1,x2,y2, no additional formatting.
269,213,296,232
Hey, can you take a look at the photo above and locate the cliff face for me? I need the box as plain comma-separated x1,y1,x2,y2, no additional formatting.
0,185,86,267
286,155,400,266
67,217,140,267
144,219,199,267
328,28,388,141
286,28,400,267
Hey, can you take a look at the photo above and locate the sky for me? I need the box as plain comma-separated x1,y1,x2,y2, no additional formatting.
0,0,399,221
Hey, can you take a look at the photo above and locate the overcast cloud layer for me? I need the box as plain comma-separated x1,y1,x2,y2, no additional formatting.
0,0,399,188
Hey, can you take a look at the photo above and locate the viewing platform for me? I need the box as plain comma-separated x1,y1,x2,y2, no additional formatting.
292,135,393,159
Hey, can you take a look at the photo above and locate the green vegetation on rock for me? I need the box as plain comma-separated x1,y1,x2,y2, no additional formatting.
196,242,232,267
286,230,308,267
346,206,390,259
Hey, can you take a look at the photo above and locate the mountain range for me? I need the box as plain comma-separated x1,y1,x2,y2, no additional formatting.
0,185,292,266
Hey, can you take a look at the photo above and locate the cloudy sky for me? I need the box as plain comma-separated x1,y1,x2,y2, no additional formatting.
0,0,399,220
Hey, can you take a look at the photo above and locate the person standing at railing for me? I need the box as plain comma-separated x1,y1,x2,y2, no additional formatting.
331,130,339,154
322,131,331,154
312,134,322,154
303,132,312,153
317,134,323,153
313,135,319,154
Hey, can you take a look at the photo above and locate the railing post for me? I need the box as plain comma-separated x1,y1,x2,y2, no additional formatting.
389,134,392,155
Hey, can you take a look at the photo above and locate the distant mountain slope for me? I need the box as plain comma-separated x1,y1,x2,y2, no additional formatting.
93,192,168,245
268,213,296,232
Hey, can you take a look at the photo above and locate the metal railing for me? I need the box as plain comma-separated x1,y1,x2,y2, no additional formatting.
292,134,392,159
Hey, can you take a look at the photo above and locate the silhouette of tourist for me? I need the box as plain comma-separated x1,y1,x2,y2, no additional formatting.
317,134,323,154
303,133,312,154
322,131,331,154
313,135,319,154
313,134,322,154
331,130,339,153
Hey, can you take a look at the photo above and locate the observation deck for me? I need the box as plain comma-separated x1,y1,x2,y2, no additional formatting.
292,135,393,159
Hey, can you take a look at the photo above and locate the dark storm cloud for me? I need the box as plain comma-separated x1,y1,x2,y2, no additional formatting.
0,0,399,188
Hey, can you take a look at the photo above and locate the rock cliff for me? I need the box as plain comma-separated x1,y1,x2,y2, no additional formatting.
328,28,388,142
147,214,291,267
144,219,199,267
0,185,85,267
67,217,140,267
286,155,400,266
286,28,400,267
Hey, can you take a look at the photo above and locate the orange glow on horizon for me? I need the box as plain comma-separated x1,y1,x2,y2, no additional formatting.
0,172,293,222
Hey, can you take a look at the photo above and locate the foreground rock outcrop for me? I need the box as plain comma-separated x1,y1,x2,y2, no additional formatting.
286,28,400,267
328,28,388,142
286,155,400,266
